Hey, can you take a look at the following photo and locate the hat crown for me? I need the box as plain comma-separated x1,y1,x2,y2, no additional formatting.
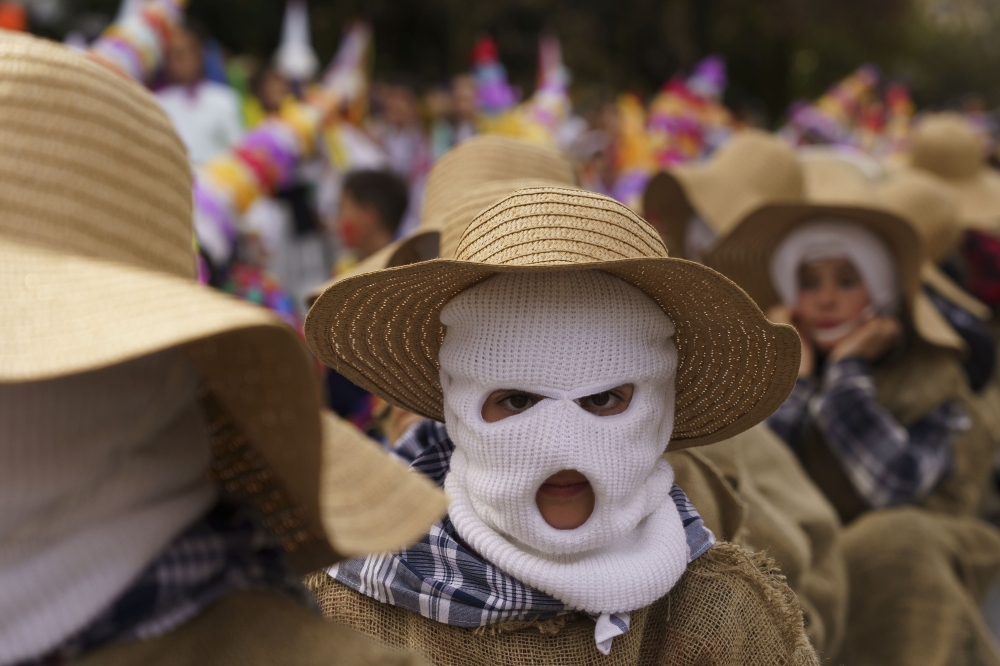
0,33,195,278
454,187,668,265
911,113,983,179
710,130,804,201
877,172,961,262
421,135,574,232
802,154,876,205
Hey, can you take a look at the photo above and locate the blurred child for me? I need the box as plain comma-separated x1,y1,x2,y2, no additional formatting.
334,169,409,262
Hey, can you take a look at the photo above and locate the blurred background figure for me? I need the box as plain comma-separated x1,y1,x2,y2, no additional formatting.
334,169,408,263
156,23,244,165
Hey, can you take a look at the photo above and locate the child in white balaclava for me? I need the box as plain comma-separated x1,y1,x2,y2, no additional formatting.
306,185,817,665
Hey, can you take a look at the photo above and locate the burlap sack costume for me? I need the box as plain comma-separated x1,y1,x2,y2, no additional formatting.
834,508,1000,666
0,32,445,665
305,187,820,665
305,541,818,666
667,424,847,657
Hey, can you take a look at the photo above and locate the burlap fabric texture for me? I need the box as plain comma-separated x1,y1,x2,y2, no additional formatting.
667,424,847,658
71,592,426,666
305,541,819,666
798,339,997,523
833,507,1000,666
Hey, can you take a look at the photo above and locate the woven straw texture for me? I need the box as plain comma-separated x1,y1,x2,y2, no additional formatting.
306,187,801,449
73,591,427,666
305,542,819,666
909,113,1000,230
834,507,1000,666
642,129,804,256
0,32,446,571
420,135,575,234
668,424,847,657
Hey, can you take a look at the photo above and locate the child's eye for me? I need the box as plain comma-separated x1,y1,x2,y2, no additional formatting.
577,385,633,416
501,393,536,412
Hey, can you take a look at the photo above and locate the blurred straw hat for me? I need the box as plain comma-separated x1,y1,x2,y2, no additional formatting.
875,170,991,320
306,135,575,303
908,112,1000,231
707,154,965,352
642,129,804,256
306,187,801,450
0,32,445,572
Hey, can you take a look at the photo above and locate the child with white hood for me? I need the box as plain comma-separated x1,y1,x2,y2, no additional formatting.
305,186,819,665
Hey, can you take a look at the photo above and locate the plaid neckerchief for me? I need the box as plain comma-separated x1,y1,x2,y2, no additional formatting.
26,498,315,666
767,357,969,510
331,420,715,655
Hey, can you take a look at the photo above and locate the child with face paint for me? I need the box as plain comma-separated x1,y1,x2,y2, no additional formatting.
305,187,821,665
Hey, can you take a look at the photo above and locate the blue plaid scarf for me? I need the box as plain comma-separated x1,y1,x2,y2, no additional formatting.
331,420,714,654
26,498,315,665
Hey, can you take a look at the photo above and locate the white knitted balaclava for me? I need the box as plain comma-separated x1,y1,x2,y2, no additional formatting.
439,270,689,614
0,349,217,665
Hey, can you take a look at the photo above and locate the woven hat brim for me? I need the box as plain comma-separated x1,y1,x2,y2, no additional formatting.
931,169,1000,231
306,257,801,450
704,203,964,353
3,239,446,568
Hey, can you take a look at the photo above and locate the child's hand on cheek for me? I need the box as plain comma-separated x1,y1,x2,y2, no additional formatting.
828,316,901,363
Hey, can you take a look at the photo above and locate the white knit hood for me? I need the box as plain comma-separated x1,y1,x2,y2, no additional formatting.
438,270,689,616
0,350,217,665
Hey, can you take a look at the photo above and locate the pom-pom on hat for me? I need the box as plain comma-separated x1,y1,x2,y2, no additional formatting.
306,187,801,449
0,32,446,572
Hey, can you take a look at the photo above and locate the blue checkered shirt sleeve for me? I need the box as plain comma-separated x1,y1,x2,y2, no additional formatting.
810,357,966,509
766,377,817,449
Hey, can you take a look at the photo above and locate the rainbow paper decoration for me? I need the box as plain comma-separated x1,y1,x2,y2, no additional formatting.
320,22,374,170
646,55,734,168
222,264,301,331
783,65,881,147
473,35,518,116
90,0,185,83
481,35,571,147
611,93,657,212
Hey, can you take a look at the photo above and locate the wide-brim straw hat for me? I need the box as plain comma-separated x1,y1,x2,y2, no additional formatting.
0,32,445,573
706,156,965,352
305,135,575,304
306,187,801,450
642,129,804,256
907,112,1000,232
875,170,991,320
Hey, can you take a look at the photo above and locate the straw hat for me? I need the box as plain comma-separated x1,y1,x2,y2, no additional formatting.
0,32,445,572
908,112,1000,231
642,129,804,256
875,170,991,320
305,135,575,303
306,187,801,450
706,157,965,352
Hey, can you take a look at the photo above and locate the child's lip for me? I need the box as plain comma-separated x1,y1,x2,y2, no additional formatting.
538,480,590,499
538,470,591,498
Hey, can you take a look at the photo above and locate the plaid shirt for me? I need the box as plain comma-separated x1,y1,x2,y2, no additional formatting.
27,499,315,665
331,420,714,654
767,357,968,509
